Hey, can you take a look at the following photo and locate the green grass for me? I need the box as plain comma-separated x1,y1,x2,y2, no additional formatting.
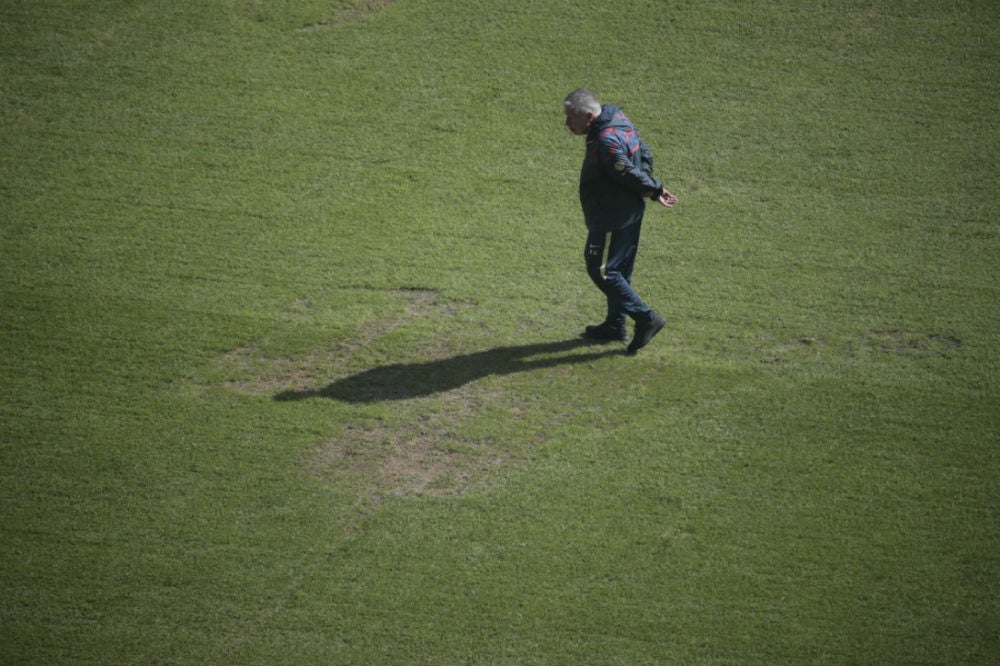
2,0,998,663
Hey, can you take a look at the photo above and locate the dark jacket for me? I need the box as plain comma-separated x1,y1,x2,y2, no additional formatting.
579,105,663,232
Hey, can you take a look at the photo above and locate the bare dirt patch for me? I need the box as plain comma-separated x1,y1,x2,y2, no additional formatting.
304,388,512,498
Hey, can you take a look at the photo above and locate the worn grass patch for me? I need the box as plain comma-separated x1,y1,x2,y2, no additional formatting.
194,286,623,499
302,389,513,498
204,288,464,393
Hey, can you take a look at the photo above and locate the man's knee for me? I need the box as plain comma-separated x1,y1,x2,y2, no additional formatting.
603,269,626,288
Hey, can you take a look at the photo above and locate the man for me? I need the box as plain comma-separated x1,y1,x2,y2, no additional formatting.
563,88,678,355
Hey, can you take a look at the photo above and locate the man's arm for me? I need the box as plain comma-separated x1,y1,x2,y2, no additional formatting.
600,132,677,207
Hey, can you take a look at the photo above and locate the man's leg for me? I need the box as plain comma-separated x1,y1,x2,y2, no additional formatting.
606,219,668,354
584,229,627,330
583,223,665,352
602,221,653,323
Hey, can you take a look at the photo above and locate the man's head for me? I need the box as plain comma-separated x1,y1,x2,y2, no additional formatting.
563,88,602,135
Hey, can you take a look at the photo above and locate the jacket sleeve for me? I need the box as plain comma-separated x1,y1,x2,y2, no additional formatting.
640,141,654,176
597,131,662,196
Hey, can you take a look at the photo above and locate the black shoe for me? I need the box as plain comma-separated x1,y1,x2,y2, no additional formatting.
626,313,666,355
581,322,629,343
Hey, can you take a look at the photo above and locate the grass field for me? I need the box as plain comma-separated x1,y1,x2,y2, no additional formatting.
2,0,998,663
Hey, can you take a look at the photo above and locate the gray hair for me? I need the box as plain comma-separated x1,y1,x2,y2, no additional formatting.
563,88,601,116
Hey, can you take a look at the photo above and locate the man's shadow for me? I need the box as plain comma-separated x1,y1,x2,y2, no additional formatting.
274,338,620,403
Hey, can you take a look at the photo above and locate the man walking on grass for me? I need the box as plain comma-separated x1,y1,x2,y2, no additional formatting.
563,88,678,355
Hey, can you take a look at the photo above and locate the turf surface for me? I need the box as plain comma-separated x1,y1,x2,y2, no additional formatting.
2,1,998,663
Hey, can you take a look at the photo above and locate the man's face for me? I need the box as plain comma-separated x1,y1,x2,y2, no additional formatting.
564,107,593,135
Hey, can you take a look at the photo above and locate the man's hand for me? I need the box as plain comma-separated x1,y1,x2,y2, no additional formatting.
655,189,678,208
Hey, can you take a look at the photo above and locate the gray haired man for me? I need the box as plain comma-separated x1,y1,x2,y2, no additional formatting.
563,88,677,355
